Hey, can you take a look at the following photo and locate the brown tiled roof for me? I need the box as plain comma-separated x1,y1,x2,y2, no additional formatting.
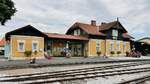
0,38,5,46
99,21,117,31
99,21,127,32
45,33,88,41
123,33,134,39
68,21,127,36
68,22,105,36
67,21,133,39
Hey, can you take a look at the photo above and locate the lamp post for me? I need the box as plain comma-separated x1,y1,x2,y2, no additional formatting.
65,41,70,58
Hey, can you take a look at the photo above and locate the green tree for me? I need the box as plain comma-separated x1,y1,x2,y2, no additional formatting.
0,0,16,25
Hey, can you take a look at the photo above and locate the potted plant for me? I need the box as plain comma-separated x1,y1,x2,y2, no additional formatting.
97,51,101,56
24,50,32,60
110,51,115,56
117,51,121,56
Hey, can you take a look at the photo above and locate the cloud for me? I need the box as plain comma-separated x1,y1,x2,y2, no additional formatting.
99,0,150,39
0,0,149,40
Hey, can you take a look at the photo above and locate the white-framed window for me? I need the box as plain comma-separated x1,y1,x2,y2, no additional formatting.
96,40,101,52
74,30,77,35
112,30,118,37
17,40,25,52
77,29,80,35
109,42,114,51
74,29,80,35
32,41,39,52
117,41,120,51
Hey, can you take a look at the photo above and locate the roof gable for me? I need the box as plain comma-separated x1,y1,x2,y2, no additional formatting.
99,21,127,32
66,22,105,36
67,21,128,36
5,25,47,40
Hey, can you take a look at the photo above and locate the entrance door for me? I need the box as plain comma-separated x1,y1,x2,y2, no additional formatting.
71,44,82,56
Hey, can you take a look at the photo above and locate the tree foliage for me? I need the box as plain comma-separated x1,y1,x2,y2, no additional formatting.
0,0,16,25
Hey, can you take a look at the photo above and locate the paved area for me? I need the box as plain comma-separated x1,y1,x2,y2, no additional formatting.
0,56,149,70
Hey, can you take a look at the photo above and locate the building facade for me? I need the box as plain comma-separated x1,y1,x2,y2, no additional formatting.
5,25,46,60
133,37,150,56
66,20,133,56
4,20,133,60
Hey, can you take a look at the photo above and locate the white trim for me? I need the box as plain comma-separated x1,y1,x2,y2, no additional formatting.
117,41,120,51
109,41,114,51
112,29,118,37
17,40,25,52
74,29,81,35
96,40,101,51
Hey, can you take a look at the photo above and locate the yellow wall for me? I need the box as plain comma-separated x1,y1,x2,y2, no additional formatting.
120,41,123,54
88,39,105,56
88,39,96,56
101,40,105,56
105,40,131,56
105,40,110,56
126,41,131,52
88,39,131,57
10,35,44,60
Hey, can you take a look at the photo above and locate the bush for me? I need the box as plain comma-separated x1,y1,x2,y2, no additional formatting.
97,51,101,56
117,51,121,55
24,51,32,57
110,51,115,56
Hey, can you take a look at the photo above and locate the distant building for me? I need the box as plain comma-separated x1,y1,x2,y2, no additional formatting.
0,38,5,55
137,37,150,45
133,37,150,55
4,19,134,60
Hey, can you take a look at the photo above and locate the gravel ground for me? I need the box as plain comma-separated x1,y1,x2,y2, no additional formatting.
0,62,134,76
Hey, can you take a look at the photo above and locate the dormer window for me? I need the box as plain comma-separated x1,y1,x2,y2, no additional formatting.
112,30,118,37
74,29,80,35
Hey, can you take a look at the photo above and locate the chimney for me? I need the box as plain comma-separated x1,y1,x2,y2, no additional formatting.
101,22,106,25
91,20,96,26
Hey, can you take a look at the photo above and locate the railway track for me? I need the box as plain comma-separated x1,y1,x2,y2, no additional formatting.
118,75,150,84
0,61,149,78
0,61,150,84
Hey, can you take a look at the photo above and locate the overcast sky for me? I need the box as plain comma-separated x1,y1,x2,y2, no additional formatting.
0,0,150,40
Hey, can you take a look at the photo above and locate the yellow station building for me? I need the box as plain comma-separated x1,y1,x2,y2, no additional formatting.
66,20,133,56
4,20,134,60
